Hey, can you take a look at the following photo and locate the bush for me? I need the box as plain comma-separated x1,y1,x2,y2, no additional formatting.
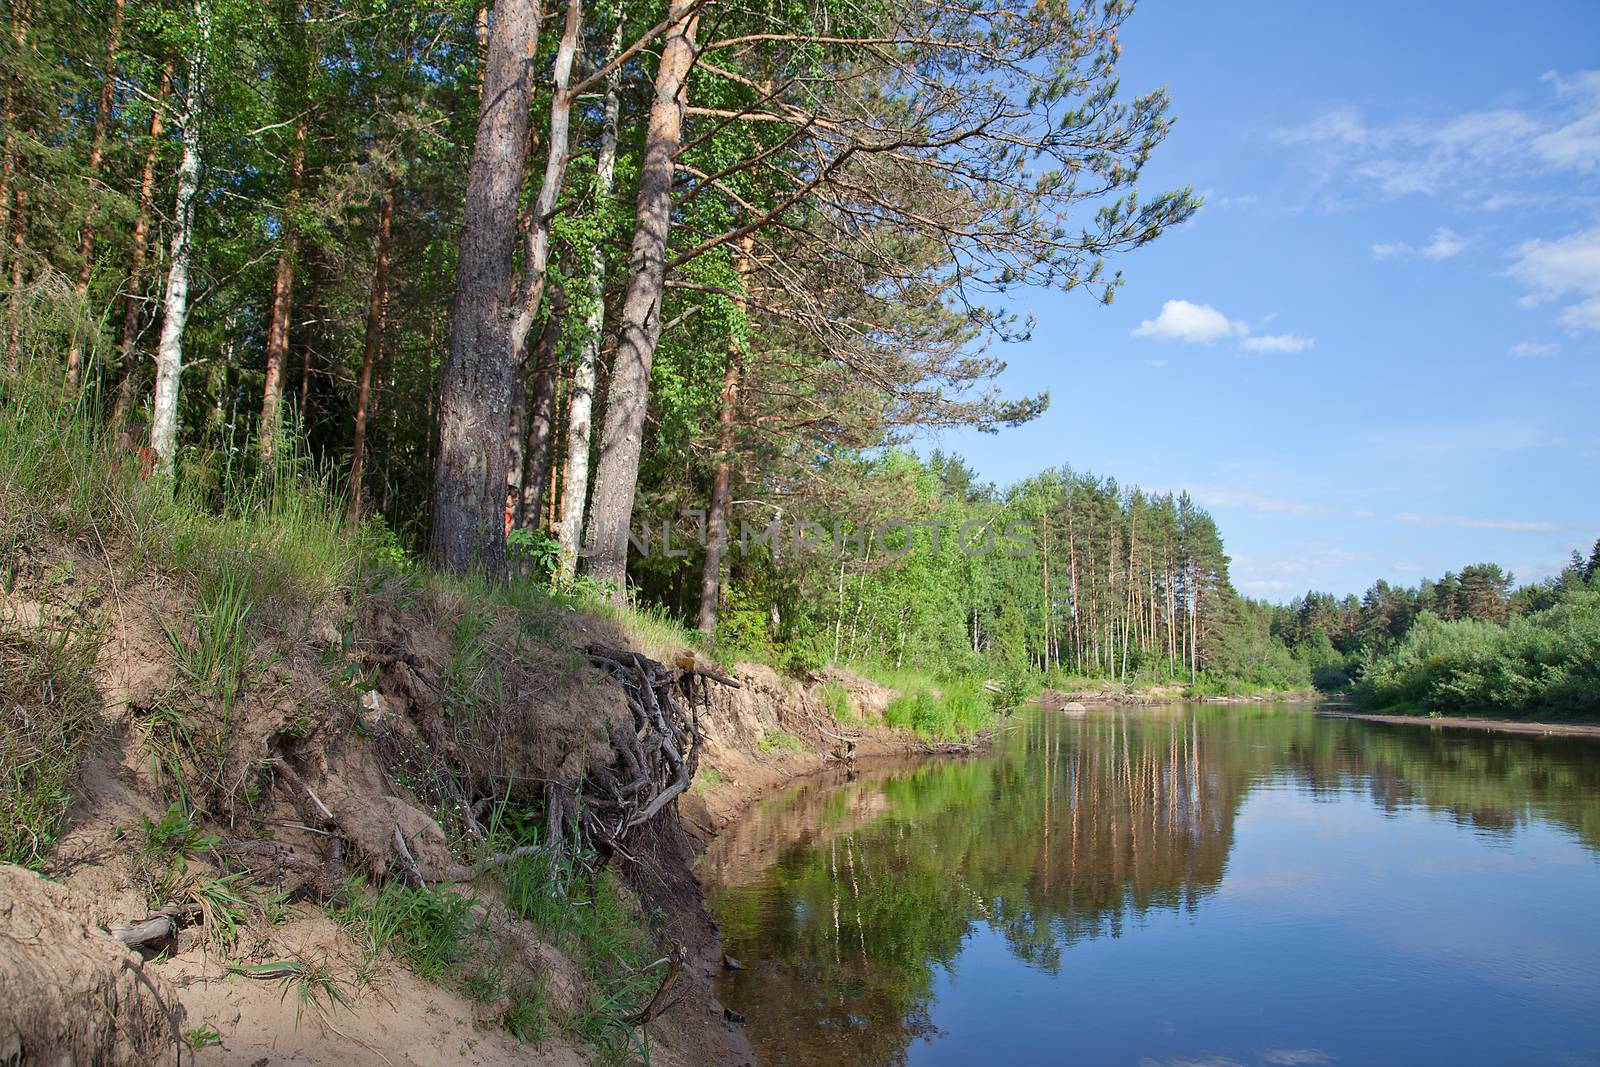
1355,592,1600,718
882,677,995,740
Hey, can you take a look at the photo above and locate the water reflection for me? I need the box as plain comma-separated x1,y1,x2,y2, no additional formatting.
701,705,1600,1067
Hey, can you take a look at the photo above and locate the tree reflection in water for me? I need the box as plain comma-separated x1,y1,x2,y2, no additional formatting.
700,705,1600,1067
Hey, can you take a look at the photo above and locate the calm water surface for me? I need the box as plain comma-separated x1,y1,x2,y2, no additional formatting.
700,705,1600,1066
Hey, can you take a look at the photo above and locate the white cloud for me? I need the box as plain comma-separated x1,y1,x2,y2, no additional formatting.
1280,69,1600,200
1132,300,1246,344
1422,227,1466,259
1184,484,1316,515
1395,512,1563,533
1508,226,1600,330
1144,358,1168,368
1370,227,1466,261
1241,333,1314,353
1508,340,1557,358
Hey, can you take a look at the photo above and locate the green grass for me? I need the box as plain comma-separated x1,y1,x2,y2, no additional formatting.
337,880,477,984
757,728,806,753
0,616,103,868
229,956,355,1027
492,821,662,1062
820,682,855,723
859,667,1000,741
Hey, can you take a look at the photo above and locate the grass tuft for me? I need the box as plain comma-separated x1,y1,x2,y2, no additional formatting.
0,618,103,868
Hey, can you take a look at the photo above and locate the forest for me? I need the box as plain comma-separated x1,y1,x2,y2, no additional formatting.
2,0,1594,716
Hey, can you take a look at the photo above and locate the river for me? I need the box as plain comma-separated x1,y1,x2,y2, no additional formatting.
699,703,1600,1066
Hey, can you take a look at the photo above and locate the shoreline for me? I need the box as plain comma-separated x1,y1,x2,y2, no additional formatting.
1314,708,1600,739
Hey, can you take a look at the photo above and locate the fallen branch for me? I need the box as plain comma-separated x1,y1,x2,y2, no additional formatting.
107,916,175,949
391,824,426,888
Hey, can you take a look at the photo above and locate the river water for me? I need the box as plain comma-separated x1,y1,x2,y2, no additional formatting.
699,704,1600,1066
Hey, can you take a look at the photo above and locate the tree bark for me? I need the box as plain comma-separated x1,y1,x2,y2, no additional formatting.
696,235,753,636
347,186,394,527
259,115,308,461
508,0,582,369
518,290,564,528
150,2,209,480
582,0,699,594
428,0,542,578
555,2,623,582
64,0,125,394
111,59,172,444
4,183,26,368
0,3,30,283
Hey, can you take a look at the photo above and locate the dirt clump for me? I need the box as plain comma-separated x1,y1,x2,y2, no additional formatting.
0,863,181,1065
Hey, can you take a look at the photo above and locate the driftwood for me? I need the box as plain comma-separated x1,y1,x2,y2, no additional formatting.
107,916,175,949
105,903,202,949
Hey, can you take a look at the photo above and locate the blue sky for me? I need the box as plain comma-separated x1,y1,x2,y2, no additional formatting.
927,0,1600,600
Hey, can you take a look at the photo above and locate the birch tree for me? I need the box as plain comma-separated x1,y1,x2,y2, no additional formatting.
149,0,211,479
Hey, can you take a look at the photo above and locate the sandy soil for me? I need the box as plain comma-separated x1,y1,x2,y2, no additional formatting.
1314,708,1600,739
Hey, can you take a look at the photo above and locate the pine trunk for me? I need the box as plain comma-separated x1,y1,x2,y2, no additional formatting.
259,116,308,461
0,3,29,281
518,294,564,528
347,187,394,527
581,0,699,595
695,237,753,635
64,0,125,393
429,0,542,578
112,60,172,443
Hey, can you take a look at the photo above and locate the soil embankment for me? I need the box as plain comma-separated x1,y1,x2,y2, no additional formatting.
0,537,970,1067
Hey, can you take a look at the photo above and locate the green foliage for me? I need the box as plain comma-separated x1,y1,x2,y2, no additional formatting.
758,728,806,753
1355,589,1600,718
337,880,476,983
230,957,355,1028
0,617,103,869
820,683,855,723
880,676,997,741
507,527,561,585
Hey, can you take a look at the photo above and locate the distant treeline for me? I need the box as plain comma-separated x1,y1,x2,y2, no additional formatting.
1265,544,1600,718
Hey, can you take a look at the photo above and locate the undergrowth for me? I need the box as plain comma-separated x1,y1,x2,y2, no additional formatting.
0,615,103,868
860,666,1000,741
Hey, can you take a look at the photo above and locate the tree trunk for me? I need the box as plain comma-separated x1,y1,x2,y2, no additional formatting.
508,0,582,369
347,186,394,527
112,59,172,443
259,115,308,461
0,3,29,282
518,291,564,528
582,0,699,595
4,184,26,368
429,0,542,577
696,235,753,636
63,0,125,393
150,3,209,480
555,2,623,582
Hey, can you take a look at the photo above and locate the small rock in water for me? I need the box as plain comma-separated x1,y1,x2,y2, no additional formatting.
1059,701,1088,714
722,954,743,971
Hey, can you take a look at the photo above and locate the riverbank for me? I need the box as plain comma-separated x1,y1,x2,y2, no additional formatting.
1314,708,1600,739
681,663,990,839
1040,683,1319,710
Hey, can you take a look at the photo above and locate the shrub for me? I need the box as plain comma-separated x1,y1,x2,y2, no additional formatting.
1355,592,1600,718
